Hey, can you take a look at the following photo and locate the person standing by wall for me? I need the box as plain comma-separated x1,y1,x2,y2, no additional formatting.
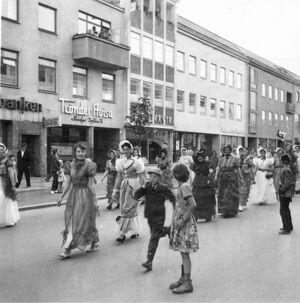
15,142,31,188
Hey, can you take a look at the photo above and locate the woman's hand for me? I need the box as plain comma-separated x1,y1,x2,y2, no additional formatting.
57,198,63,207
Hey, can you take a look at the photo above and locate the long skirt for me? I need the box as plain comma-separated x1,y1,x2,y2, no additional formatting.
62,185,99,250
217,171,239,217
248,171,277,204
106,171,117,203
192,186,216,220
239,172,252,206
0,176,20,226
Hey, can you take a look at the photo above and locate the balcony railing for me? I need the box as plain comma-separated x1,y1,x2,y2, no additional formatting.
286,103,295,114
72,33,129,70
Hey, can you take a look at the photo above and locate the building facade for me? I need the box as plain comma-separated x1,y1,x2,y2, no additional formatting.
175,17,248,157
1,0,130,174
129,0,178,163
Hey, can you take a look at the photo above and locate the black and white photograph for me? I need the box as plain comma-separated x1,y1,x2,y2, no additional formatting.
1,0,300,301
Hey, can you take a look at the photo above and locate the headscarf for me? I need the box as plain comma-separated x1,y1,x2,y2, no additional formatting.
237,145,244,158
119,140,133,153
0,143,8,153
181,147,187,155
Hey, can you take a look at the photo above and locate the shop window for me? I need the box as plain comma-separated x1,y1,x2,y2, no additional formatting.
189,93,196,113
229,70,234,87
131,32,141,56
189,56,196,76
166,45,174,66
177,51,184,72
2,0,18,21
38,58,56,92
200,60,207,79
165,87,174,108
229,102,234,120
237,104,242,121
200,95,207,115
143,81,152,99
39,4,56,33
220,100,226,118
1,49,18,86
73,67,87,98
78,11,111,39
102,73,114,102
177,90,184,111
220,67,226,85
210,98,217,117
236,73,242,89
210,63,217,82
155,84,163,105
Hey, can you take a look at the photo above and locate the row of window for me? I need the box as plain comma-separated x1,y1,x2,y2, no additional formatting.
2,0,111,37
261,110,291,128
1,49,115,102
131,32,174,66
177,51,243,89
176,91,242,120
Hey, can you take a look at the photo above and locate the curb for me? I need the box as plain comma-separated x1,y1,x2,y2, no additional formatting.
19,195,107,211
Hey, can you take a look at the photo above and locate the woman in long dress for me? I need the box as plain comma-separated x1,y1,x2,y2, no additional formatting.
191,150,216,222
101,150,118,210
112,140,145,243
0,143,20,227
273,148,284,200
57,142,99,259
214,145,243,218
248,148,277,205
156,148,173,189
239,147,254,211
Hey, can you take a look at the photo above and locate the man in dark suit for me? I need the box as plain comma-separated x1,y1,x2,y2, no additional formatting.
16,142,31,188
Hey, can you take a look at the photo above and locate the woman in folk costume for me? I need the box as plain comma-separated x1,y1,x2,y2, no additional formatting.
214,145,243,218
238,147,254,211
191,149,216,222
179,147,194,184
0,143,20,227
112,140,145,243
248,148,277,205
273,148,284,200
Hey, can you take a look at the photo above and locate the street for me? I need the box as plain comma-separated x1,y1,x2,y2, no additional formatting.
1,197,300,302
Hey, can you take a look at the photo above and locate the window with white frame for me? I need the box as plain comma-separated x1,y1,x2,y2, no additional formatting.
1,49,18,86
236,73,242,89
210,63,217,82
262,83,266,97
200,60,207,79
143,81,152,98
130,78,140,96
155,41,163,63
296,92,300,103
250,91,257,111
274,113,278,126
73,67,87,98
38,58,56,92
2,0,18,21
143,37,153,60
280,114,284,126
268,85,272,99
177,51,185,72
177,90,184,111
200,96,207,115
268,112,272,126
229,70,234,87
275,87,279,101
237,104,242,120
280,90,284,102
102,73,114,102
166,45,174,66
286,116,289,128
131,32,141,56
155,84,163,105
165,87,174,108
250,68,257,89
38,4,56,33
189,56,196,75
229,102,234,120
219,100,226,118
210,98,217,116
220,67,226,85
189,93,196,113
262,110,266,125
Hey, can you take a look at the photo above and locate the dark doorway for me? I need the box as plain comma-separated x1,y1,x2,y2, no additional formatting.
21,135,40,176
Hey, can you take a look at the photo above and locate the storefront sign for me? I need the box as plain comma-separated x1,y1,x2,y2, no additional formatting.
154,106,164,125
165,108,174,126
277,130,287,139
43,117,62,128
0,97,42,113
59,98,112,124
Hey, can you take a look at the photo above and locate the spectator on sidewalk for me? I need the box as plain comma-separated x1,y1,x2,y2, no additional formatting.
16,142,31,188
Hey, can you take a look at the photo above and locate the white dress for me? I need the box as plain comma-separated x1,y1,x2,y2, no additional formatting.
179,155,194,184
248,157,277,204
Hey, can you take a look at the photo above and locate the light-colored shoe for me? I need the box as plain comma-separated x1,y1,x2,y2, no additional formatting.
59,249,71,259
51,191,55,194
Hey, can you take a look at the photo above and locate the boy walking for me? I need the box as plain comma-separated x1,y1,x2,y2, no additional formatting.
278,154,294,235
134,167,176,271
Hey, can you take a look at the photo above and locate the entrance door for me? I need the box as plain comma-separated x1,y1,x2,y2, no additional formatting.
21,135,40,176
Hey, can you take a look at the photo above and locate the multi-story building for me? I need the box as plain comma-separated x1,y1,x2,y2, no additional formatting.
1,0,130,174
175,17,248,157
128,0,178,163
294,83,300,144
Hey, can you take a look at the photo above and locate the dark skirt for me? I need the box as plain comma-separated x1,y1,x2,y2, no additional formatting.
239,172,252,206
192,186,216,220
106,171,117,202
217,171,239,217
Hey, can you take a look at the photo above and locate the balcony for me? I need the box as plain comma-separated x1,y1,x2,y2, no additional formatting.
72,34,129,70
286,103,295,114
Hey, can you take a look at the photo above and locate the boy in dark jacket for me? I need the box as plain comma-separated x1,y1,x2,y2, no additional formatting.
278,154,294,235
135,167,176,271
